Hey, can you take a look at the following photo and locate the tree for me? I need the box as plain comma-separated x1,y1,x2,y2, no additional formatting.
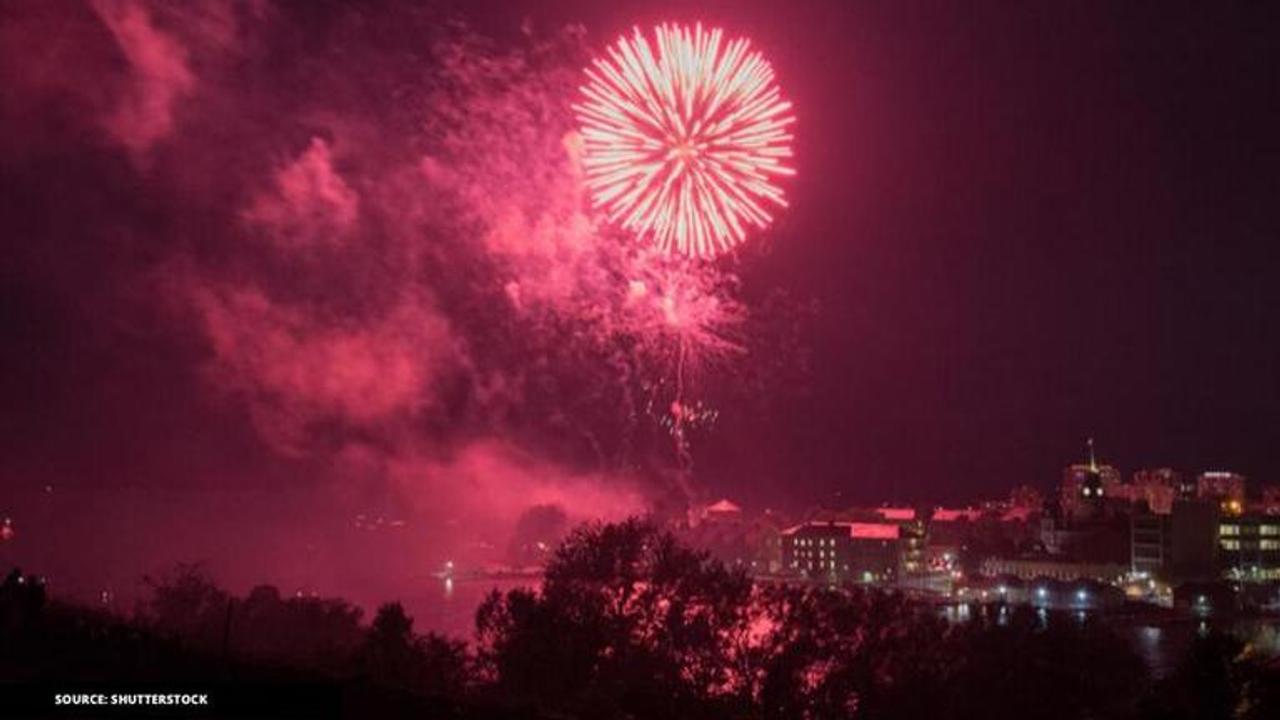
477,518,754,718
139,563,228,651
361,602,471,698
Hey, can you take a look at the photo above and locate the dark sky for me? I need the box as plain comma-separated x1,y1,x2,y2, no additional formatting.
680,0,1279,505
2,0,1278,530
455,0,1280,504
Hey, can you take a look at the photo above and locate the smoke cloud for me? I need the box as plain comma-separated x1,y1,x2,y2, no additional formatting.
0,1,804,614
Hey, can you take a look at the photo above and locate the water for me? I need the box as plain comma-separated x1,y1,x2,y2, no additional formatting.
402,577,539,639
409,578,1280,680
940,602,1280,678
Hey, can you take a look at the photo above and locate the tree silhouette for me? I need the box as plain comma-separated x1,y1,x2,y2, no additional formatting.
477,518,755,718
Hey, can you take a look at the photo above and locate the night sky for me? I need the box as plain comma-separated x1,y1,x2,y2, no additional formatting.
1,1,1278,598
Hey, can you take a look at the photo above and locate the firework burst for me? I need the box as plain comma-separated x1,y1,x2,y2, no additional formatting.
575,23,796,258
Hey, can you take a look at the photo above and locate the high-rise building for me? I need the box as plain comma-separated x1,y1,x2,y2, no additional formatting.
1130,509,1166,577
1060,438,1121,520
1198,471,1246,513
1129,500,1219,582
1260,484,1280,516
1127,468,1183,514
1218,513,1280,582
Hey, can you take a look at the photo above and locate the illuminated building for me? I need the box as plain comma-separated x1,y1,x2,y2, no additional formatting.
1218,514,1280,581
1132,467,1183,488
751,509,790,573
873,507,916,522
1040,440,1136,566
1122,468,1183,514
978,557,1126,584
929,505,1041,577
897,519,927,575
681,501,787,572
1060,439,1121,521
924,507,978,572
1008,485,1043,511
781,521,901,581
1261,484,1280,516
1198,471,1246,507
702,498,743,523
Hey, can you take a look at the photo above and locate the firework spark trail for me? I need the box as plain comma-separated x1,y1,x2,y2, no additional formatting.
673,337,692,471
575,23,796,258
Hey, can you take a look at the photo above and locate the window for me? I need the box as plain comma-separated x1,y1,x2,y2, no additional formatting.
1261,539,1280,551
1220,524,1240,536
1261,525,1279,536
1221,539,1241,550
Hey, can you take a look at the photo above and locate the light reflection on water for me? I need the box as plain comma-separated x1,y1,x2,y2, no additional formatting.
409,581,1280,680
940,602,1280,678
403,578,540,639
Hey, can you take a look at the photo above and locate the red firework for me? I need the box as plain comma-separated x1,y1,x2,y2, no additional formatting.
575,23,796,258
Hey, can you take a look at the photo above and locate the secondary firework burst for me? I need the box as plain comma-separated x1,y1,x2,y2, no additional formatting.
575,23,796,258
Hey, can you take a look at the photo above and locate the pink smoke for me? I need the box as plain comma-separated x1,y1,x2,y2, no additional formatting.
246,137,360,245
8,6,763,575
392,440,647,534
189,282,458,456
91,0,196,153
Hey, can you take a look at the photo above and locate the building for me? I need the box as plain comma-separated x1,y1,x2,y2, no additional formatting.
1123,468,1184,514
874,507,917,522
751,510,788,573
898,519,927,575
979,556,1127,584
928,504,1042,580
1129,500,1219,582
1040,509,1130,565
782,521,901,581
959,576,1125,610
1198,471,1247,509
681,502,790,573
1060,439,1122,521
1173,581,1240,615
1218,513,1280,582
702,498,743,523
1169,501,1219,581
1130,509,1166,577
1009,485,1043,511
1260,484,1280,516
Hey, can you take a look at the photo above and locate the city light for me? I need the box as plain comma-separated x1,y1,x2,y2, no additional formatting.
3,0,1278,714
